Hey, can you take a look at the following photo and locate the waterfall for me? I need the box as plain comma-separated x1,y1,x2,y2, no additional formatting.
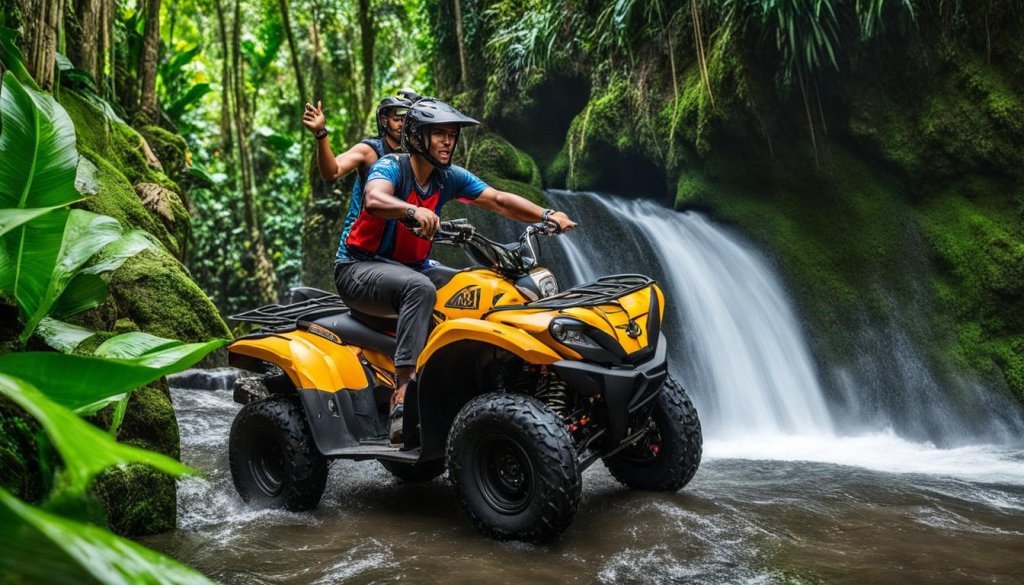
448,190,1024,443
542,191,833,438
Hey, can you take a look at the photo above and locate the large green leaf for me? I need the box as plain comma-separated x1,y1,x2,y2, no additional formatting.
49,229,155,320
35,316,97,353
0,72,79,211
15,209,132,342
0,338,226,413
0,26,38,90
0,374,193,497
94,331,181,359
0,487,216,585
0,204,65,237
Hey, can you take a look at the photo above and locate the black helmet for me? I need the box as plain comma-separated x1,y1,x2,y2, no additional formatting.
397,88,423,103
375,96,412,141
401,98,480,170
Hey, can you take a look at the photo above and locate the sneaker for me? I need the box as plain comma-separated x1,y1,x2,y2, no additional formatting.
389,403,404,445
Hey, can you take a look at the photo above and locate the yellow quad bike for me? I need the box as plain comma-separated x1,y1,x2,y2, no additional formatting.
226,219,702,542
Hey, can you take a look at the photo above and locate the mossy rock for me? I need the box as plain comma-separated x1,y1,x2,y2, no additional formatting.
105,249,230,345
560,80,670,200
92,463,177,536
468,133,542,189
138,125,190,190
0,398,55,505
77,148,184,257
58,91,179,193
88,378,181,535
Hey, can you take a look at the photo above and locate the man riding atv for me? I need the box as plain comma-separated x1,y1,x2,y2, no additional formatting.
226,99,702,544
333,98,576,443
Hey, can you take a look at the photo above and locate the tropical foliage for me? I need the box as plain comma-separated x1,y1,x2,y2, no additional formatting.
0,354,220,584
1,34,226,583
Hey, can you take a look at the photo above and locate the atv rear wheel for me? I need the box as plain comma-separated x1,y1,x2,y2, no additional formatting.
379,459,446,482
603,376,702,491
229,396,328,511
447,393,581,543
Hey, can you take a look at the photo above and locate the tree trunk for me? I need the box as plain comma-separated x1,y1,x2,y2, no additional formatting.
358,0,374,122
213,0,234,163
15,0,63,90
278,0,306,104
66,0,101,84
230,0,277,303
99,0,114,97
139,0,162,123
453,0,468,93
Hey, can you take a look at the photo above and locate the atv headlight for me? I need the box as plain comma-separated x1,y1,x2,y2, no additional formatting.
548,318,627,364
550,320,599,348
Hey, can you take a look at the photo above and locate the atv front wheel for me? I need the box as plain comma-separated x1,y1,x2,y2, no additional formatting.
379,459,446,482
447,393,581,543
229,396,328,511
603,376,702,491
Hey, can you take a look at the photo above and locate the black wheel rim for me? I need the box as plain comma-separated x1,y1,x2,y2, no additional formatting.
474,435,534,515
620,418,663,464
250,437,286,496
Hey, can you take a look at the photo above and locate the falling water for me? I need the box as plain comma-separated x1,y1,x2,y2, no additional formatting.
537,191,831,438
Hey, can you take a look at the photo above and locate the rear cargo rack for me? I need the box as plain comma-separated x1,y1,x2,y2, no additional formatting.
230,294,350,327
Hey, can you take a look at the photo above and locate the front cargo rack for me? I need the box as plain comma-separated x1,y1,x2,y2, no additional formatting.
230,294,349,327
488,274,654,314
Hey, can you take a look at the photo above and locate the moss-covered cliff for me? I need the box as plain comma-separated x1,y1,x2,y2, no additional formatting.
432,4,1024,408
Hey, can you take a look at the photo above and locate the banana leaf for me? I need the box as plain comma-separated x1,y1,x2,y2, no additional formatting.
7,209,152,344
35,316,96,353
94,331,182,359
0,488,215,585
0,374,193,498
0,26,37,90
0,72,79,212
0,205,64,237
0,338,226,414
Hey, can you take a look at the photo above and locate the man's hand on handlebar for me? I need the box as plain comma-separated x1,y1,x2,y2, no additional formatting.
410,207,440,239
548,211,576,233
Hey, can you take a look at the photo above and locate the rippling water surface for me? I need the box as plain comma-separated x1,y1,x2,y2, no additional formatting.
142,387,1024,584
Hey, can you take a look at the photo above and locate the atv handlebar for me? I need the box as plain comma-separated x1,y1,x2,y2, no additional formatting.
401,217,565,241
398,217,568,276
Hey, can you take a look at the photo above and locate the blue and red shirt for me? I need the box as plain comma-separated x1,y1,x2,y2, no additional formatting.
336,154,488,269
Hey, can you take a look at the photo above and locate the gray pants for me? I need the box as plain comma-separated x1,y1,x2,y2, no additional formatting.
334,261,436,367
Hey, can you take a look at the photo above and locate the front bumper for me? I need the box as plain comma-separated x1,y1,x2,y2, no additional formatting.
552,333,668,445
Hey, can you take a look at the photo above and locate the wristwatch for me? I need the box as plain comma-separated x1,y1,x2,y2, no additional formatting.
314,127,329,140
541,209,556,222
406,206,417,219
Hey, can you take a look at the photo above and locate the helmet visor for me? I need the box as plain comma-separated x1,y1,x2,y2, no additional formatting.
390,107,409,118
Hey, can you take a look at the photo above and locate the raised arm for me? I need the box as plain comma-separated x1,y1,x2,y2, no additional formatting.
303,100,377,180
318,142,376,181
469,187,576,231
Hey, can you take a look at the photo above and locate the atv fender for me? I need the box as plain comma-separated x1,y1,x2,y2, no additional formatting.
230,332,379,455
413,320,563,459
416,318,562,369
230,331,370,391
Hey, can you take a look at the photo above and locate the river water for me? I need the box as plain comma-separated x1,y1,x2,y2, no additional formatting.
145,192,1024,583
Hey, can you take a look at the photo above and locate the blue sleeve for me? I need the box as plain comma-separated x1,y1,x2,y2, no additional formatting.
366,156,401,186
444,166,488,203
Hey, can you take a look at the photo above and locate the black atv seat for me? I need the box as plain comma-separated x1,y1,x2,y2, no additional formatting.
310,313,397,358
